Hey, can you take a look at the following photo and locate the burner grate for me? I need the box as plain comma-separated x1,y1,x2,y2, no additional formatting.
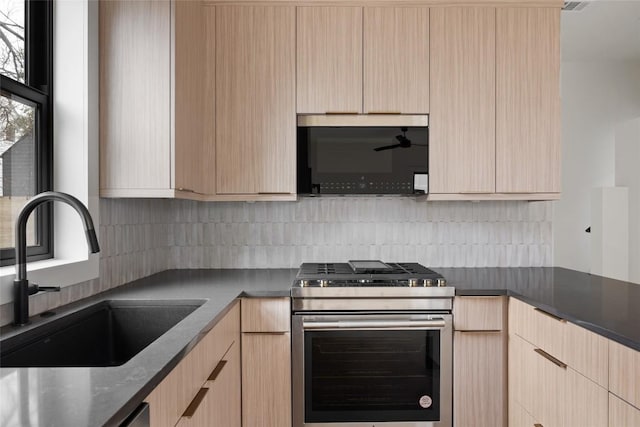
297,262,441,279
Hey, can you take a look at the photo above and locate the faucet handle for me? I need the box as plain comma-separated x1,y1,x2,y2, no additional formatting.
38,286,61,292
30,284,61,294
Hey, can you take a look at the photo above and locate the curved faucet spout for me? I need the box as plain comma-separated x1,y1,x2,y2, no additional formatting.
13,192,101,325
15,191,100,281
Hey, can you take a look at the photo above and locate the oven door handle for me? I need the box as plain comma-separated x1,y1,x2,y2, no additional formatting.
302,319,447,330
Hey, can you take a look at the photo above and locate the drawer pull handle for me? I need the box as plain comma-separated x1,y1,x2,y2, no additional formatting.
208,359,228,382
534,424,544,427
182,388,209,418
534,307,565,322
534,348,567,369
367,111,401,114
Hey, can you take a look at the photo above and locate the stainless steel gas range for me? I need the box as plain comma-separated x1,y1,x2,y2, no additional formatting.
292,261,454,427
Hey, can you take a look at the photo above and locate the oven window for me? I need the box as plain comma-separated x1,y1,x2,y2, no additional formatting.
304,330,441,423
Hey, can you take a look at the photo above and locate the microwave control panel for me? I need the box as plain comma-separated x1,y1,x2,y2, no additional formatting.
314,180,414,194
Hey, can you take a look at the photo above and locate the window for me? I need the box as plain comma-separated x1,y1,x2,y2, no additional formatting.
0,0,53,266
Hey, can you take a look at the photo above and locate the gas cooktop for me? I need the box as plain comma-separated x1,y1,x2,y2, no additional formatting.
294,260,447,288
291,260,454,306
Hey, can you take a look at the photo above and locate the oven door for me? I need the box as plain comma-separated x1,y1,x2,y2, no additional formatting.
292,313,452,427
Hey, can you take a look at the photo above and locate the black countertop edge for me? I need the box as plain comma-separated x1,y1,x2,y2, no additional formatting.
457,288,640,352
1,266,639,427
103,299,243,427
446,267,640,353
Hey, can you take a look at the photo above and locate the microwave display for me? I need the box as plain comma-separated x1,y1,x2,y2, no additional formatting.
297,126,428,195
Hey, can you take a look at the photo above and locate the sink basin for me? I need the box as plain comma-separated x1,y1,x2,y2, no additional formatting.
0,299,204,368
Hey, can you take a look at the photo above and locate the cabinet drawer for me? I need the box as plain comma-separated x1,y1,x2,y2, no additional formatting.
565,366,608,427
508,400,539,427
510,333,565,427
453,296,505,331
609,393,640,427
176,341,241,427
609,340,640,409
241,297,290,332
509,298,565,362
564,321,608,387
146,301,240,427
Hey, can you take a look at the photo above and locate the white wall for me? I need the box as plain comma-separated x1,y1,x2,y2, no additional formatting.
554,61,640,276
615,118,640,283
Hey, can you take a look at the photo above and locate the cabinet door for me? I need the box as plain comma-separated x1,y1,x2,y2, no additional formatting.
453,331,505,427
496,8,560,194
429,7,495,194
242,333,292,427
297,7,363,113
610,393,640,427
216,6,296,194
174,1,211,195
565,367,608,427
363,7,429,114
609,340,640,409
99,0,171,192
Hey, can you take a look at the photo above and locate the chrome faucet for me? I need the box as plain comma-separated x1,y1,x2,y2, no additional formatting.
13,191,100,326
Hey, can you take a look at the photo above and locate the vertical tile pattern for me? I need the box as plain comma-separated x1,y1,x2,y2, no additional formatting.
0,197,553,326
167,198,553,269
0,199,172,326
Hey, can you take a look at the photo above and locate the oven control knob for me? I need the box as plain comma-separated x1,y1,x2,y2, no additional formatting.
409,278,419,287
300,280,309,287
319,280,328,287
437,278,447,287
424,279,433,287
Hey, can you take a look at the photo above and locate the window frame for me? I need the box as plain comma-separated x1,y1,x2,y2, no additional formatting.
0,0,53,267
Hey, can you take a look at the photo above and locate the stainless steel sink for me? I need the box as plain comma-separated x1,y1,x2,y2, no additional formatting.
0,299,204,368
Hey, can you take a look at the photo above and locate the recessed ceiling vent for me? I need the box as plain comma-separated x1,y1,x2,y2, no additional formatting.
563,2,589,12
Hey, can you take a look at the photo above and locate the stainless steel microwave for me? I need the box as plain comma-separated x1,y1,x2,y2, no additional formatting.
297,115,429,196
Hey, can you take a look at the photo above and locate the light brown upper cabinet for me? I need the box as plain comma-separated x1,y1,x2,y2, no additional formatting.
429,6,560,200
496,7,561,194
363,7,430,114
297,6,429,115
100,0,209,198
216,6,296,195
297,7,363,114
429,7,496,194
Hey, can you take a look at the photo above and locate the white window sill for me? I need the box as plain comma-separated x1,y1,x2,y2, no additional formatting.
0,255,99,304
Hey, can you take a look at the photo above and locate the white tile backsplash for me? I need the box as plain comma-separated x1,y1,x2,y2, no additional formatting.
0,197,553,326
164,198,553,269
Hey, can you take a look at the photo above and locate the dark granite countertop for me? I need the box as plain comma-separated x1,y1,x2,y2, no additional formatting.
0,269,297,427
1,266,638,427
438,267,640,352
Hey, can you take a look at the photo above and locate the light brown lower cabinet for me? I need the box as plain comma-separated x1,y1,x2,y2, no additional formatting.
508,298,608,427
609,393,640,427
454,331,505,427
176,341,241,427
242,333,292,427
453,296,507,427
144,302,241,427
509,400,540,427
241,297,292,427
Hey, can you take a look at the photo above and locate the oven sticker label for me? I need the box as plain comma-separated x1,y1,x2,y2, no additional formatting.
419,395,433,409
